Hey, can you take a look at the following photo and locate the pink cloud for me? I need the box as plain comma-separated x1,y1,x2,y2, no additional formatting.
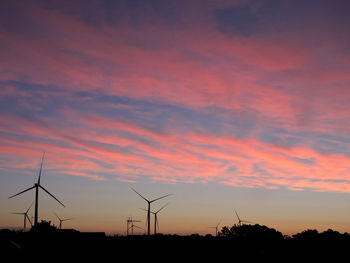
1,1,350,194
1,5,348,125
1,109,350,193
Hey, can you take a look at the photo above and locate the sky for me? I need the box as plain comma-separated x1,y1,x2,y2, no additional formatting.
1,0,350,236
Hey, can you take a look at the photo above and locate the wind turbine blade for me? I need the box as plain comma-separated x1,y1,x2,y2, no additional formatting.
39,185,65,207
26,214,33,227
26,201,34,213
155,203,169,214
156,216,159,231
8,185,36,199
150,194,172,203
139,208,148,212
62,218,72,222
37,152,45,185
145,214,148,228
130,187,149,202
234,209,241,221
10,212,25,215
217,219,222,228
54,212,61,220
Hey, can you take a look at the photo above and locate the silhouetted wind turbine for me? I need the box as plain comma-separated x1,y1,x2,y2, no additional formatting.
234,209,253,226
10,202,33,231
127,217,141,236
131,187,171,236
54,213,72,229
8,153,65,226
208,219,221,236
128,220,144,235
141,203,169,235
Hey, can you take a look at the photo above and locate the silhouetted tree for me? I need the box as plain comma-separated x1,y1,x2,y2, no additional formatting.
218,226,232,237
292,229,319,241
219,224,283,242
320,229,343,241
30,220,57,233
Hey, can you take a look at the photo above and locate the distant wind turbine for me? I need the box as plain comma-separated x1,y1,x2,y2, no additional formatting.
208,219,221,236
141,203,169,234
234,209,253,226
8,153,65,226
128,219,145,235
54,213,72,229
10,202,33,231
131,187,171,236
127,217,141,236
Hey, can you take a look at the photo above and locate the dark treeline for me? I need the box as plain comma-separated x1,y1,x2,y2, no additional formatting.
1,222,349,262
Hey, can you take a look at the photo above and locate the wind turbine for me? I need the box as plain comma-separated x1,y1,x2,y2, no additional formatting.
234,209,253,226
8,153,65,226
131,187,171,236
128,218,144,235
208,219,221,236
127,217,141,236
140,203,169,235
10,202,33,231
54,213,72,229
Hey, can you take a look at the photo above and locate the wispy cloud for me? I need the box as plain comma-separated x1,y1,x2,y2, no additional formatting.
1,0,350,193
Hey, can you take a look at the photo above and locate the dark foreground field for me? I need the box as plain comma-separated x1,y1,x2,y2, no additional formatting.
1,225,350,262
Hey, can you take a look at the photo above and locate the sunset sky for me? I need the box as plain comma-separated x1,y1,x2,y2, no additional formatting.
1,0,350,235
